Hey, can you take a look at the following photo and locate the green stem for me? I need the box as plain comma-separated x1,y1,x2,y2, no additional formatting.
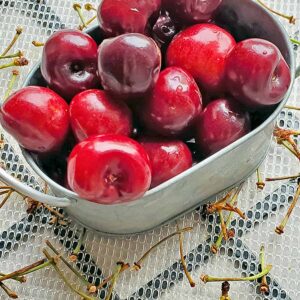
20,260,52,276
291,38,300,46
256,168,265,190
0,272,25,283
72,227,87,257
259,245,269,293
0,27,23,57
0,51,23,60
105,263,122,300
4,70,20,100
73,3,87,29
201,265,272,283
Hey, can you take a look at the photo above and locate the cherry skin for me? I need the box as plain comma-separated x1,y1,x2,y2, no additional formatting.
166,24,236,94
0,86,69,153
195,98,251,156
140,138,192,188
67,135,152,204
98,0,161,37
98,33,161,101
225,38,291,109
140,67,202,137
70,89,132,142
41,29,99,101
162,0,222,24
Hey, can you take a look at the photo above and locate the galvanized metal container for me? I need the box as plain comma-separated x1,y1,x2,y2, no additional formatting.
0,0,298,234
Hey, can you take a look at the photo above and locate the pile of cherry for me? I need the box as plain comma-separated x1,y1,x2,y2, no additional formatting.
0,0,291,204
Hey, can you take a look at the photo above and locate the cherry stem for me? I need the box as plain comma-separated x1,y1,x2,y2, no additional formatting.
0,190,13,209
275,182,300,235
45,240,92,288
73,3,87,29
256,0,296,24
259,245,269,293
4,70,20,100
0,258,48,282
177,225,195,287
0,27,23,57
0,50,23,60
132,227,193,271
220,281,231,300
211,184,244,254
256,168,265,190
32,41,45,47
201,264,272,283
105,263,123,300
70,227,87,261
284,105,300,111
43,249,97,300
0,273,25,283
266,173,300,182
291,38,300,45
218,210,228,241
84,3,97,11
79,15,97,31
0,282,18,299
0,57,28,70
206,192,233,214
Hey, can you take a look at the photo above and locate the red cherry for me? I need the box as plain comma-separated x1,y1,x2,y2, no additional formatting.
140,67,202,137
140,138,192,188
225,38,291,108
98,0,161,36
70,90,132,142
67,135,152,204
195,98,251,156
41,29,99,101
0,86,69,153
166,24,236,93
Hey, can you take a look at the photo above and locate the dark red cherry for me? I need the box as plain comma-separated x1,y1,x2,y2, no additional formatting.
67,135,152,204
166,24,236,94
0,86,69,153
140,67,202,137
195,98,251,156
41,29,99,101
140,137,192,188
70,90,132,142
98,33,161,101
225,38,291,109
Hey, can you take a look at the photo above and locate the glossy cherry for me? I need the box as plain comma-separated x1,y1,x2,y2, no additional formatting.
162,0,223,24
140,137,192,188
166,24,236,93
98,0,161,37
0,86,69,153
225,38,291,108
195,98,251,156
70,89,132,142
140,67,202,137
67,135,152,204
98,33,161,101
41,29,99,101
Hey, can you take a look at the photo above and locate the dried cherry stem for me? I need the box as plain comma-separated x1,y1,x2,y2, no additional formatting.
0,50,23,60
256,0,296,24
45,240,92,289
4,70,20,100
0,282,18,299
132,227,193,271
0,57,29,70
211,184,244,254
32,41,45,47
79,15,97,31
84,3,97,11
266,173,300,182
200,264,272,283
275,182,300,235
73,3,87,29
0,27,23,57
256,168,265,190
284,105,300,111
220,281,231,300
0,190,13,209
177,226,195,287
70,227,87,262
259,245,269,293
0,273,25,283
105,262,123,300
43,249,96,300
291,38,300,46
218,210,228,241
0,258,49,282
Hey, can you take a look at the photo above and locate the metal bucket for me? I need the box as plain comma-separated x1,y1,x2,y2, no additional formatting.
0,0,298,234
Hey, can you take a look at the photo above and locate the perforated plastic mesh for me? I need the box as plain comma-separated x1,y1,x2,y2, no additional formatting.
0,1,300,300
